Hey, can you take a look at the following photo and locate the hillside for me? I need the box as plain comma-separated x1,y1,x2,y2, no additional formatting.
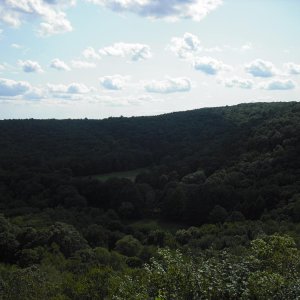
1,101,300,299
1,101,300,222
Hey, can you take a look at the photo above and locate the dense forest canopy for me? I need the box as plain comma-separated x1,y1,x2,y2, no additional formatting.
1,101,300,299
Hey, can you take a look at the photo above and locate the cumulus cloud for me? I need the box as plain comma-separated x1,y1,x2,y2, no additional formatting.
23,87,46,100
0,77,95,102
82,47,101,60
99,42,152,61
168,34,254,58
193,57,231,75
67,83,92,94
50,58,70,71
99,75,129,90
18,60,43,73
0,0,74,36
144,77,191,94
47,82,92,94
260,79,296,90
221,77,254,89
168,32,202,59
87,0,223,22
0,77,31,97
284,62,300,75
245,59,277,78
71,60,96,69
38,12,72,37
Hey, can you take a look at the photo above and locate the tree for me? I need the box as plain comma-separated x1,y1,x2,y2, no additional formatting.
49,222,89,257
161,186,186,221
0,215,19,263
115,235,142,257
209,205,228,223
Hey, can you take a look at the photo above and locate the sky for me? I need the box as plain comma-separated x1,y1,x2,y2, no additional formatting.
0,0,299,119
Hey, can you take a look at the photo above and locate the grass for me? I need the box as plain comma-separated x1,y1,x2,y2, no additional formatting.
93,168,147,182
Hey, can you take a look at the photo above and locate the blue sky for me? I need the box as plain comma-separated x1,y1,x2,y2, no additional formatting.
0,0,299,119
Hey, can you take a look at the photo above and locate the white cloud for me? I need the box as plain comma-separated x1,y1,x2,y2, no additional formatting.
168,34,254,59
245,59,277,78
50,58,71,71
88,0,223,22
23,87,46,100
284,62,300,75
99,75,129,90
0,0,74,36
0,78,95,102
168,32,202,59
11,43,23,49
67,83,92,94
260,79,296,90
47,82,92,94
38,12,72,37
99,42,152,61
0,64,5,72
144,77,191,94
220,77,254,89
241,42,253,51
0,77,31,96
71,60,96,69
89,94,161,106
82,47,101,60
18,60,44,73
81,43,152,62
193,57,231,75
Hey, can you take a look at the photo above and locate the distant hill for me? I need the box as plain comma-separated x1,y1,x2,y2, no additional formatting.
0,101,300,224
1,101,299,176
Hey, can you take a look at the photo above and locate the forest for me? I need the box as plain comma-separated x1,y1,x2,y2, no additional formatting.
1,101,300,299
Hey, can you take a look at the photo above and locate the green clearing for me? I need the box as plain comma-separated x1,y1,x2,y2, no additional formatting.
93,168,147,181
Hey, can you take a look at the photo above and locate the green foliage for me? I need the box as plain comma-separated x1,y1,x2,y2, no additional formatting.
209,205,228,223
250,234,300,274
49,222,89,257
1,265,62,300
246,271,285,299
0,103,300,298
115,235,142,257
111,234,300,300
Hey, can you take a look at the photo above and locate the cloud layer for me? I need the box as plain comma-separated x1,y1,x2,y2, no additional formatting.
0,0,74,36
88,0,223,22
